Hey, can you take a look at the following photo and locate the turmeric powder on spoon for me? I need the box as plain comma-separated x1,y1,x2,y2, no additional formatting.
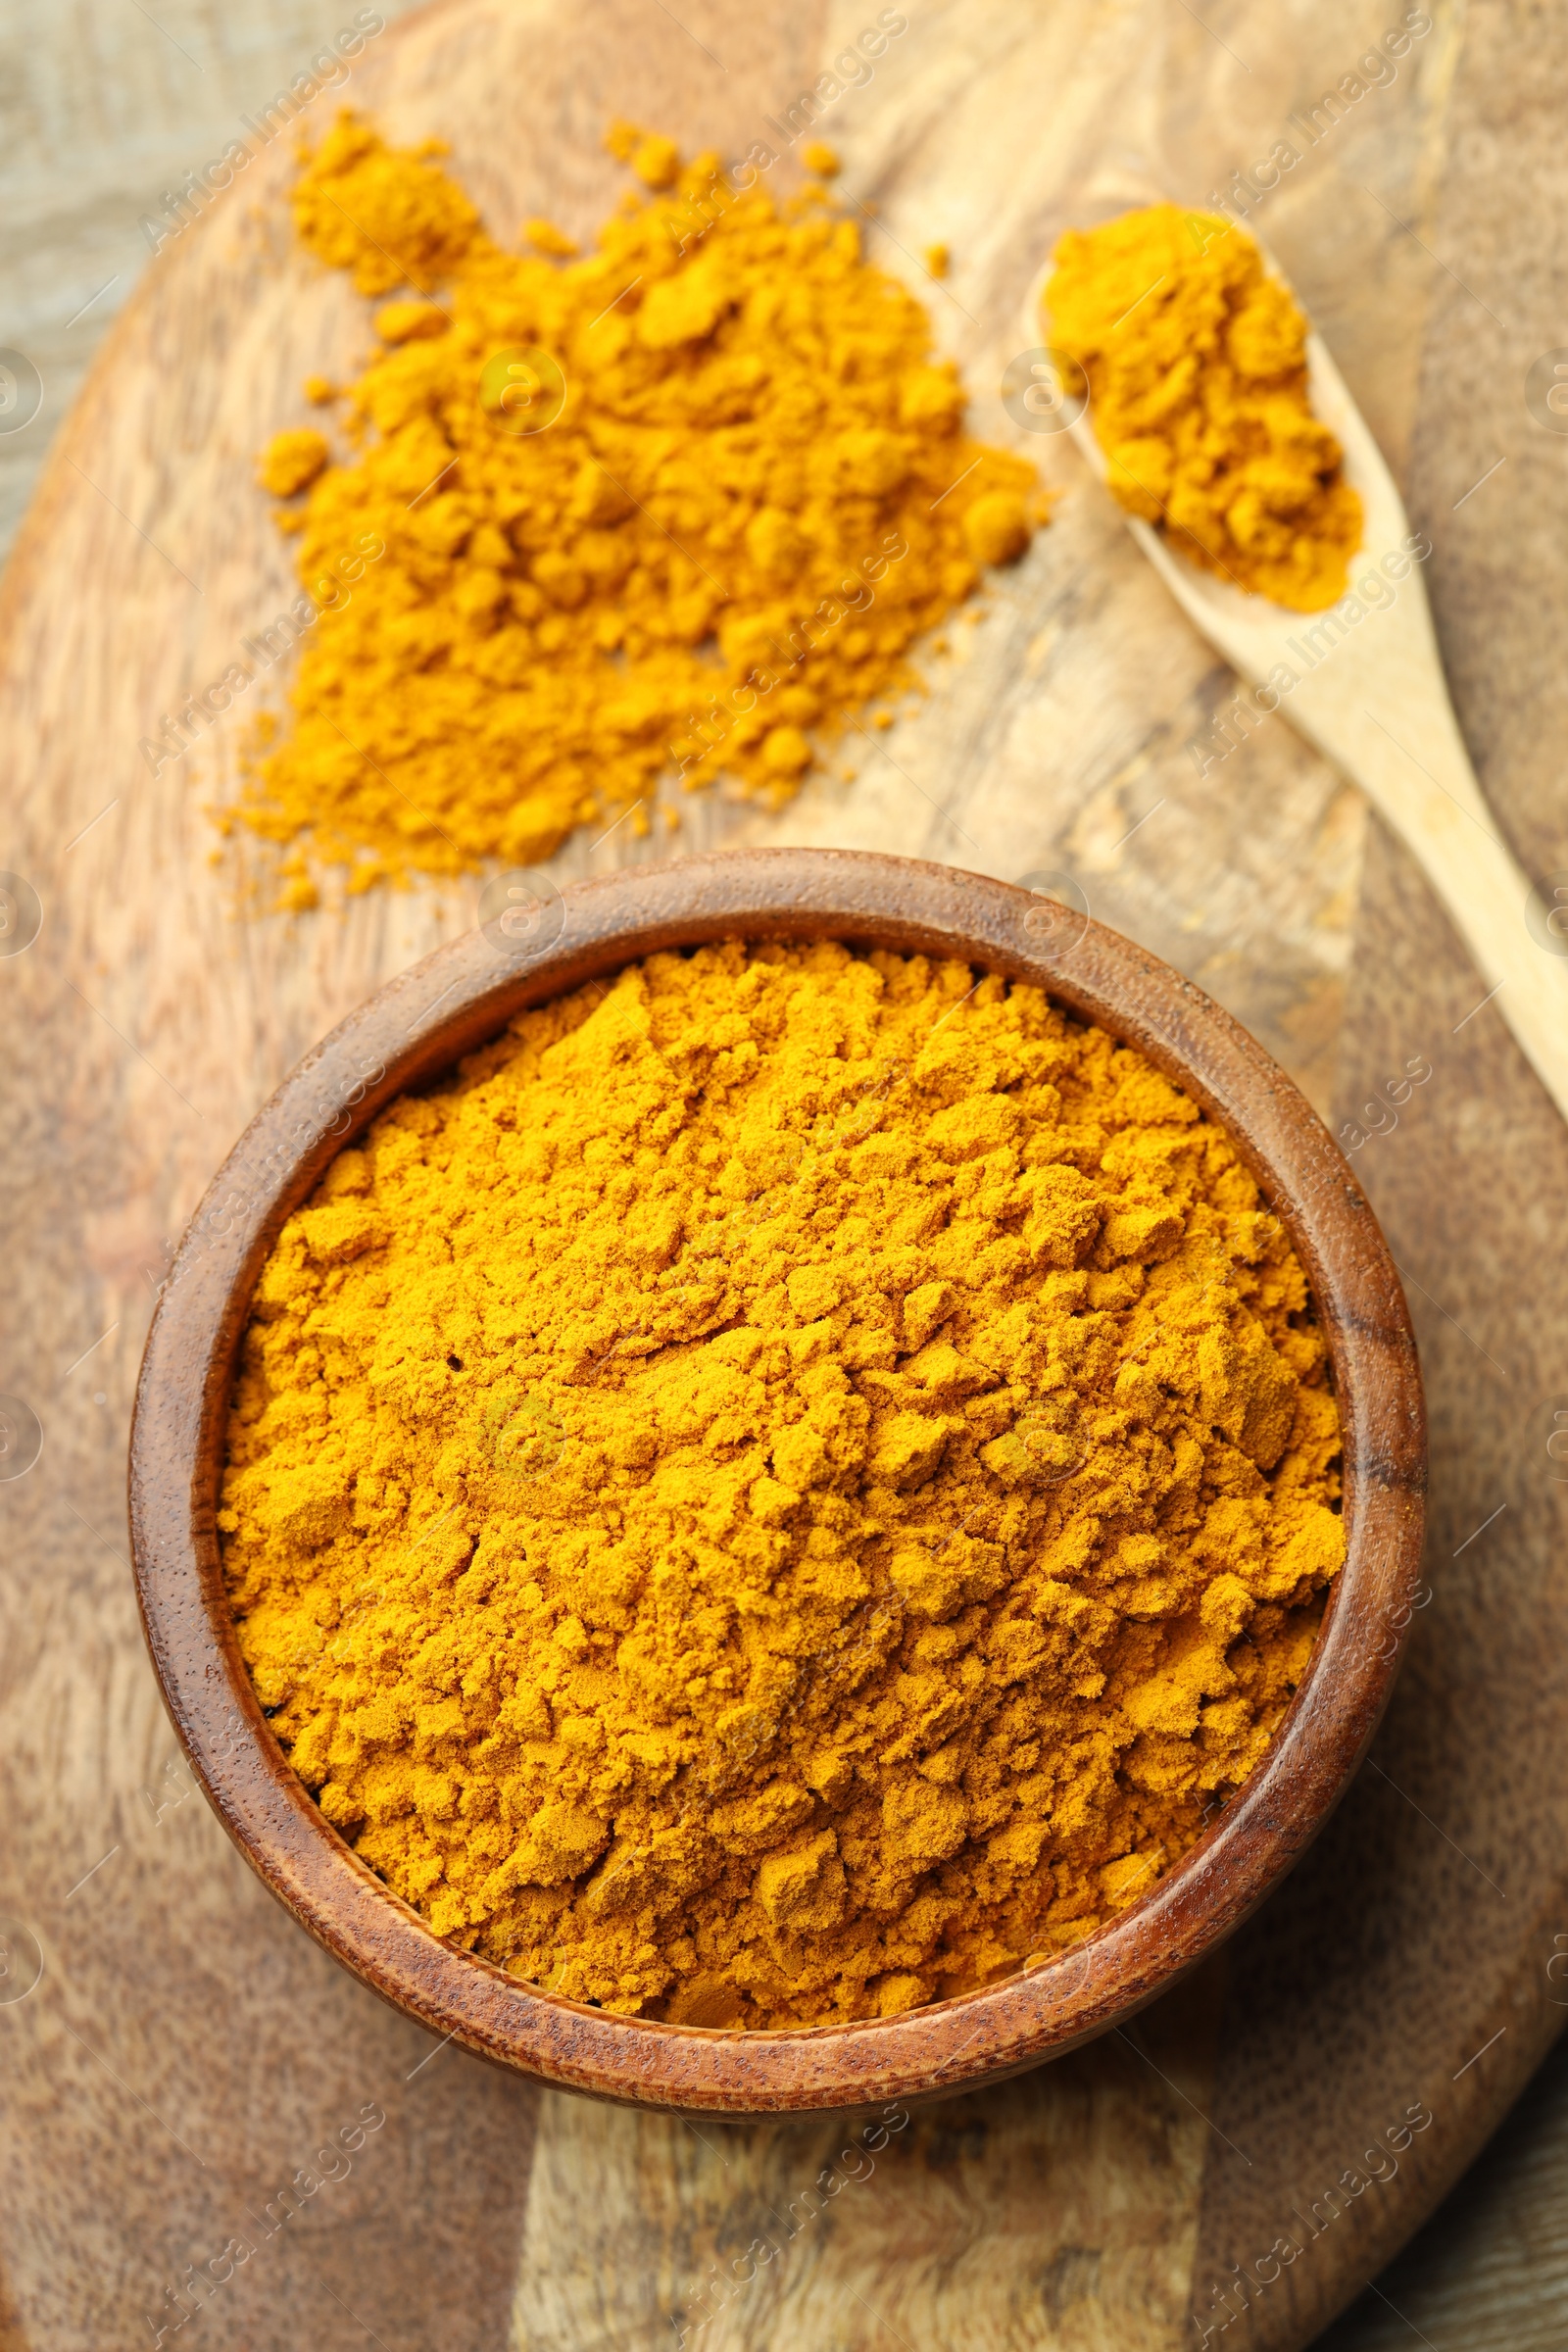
1046,204,1362,610
220,942,1344,2029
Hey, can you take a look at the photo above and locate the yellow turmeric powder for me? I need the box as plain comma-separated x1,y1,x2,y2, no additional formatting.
239,118,1041,900
1047,204,1362,610
220,942,1345,2028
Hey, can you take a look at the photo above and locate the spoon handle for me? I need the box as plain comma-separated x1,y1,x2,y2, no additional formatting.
1105,338,1568,1126
1282,639,1568,1122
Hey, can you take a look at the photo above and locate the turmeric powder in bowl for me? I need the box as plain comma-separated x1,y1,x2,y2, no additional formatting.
219,941,1345,2029
1046,203,1362,610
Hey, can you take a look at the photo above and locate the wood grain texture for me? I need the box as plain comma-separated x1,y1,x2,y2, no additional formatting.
1319,2032,1568,2352
1,0,1564,2345
513,1964,1227,2352
0,0,425,557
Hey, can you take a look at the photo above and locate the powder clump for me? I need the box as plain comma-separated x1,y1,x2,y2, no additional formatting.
240,117,1042,892
259,427,331,497
1047,203,1362,610
220,943,1345,2028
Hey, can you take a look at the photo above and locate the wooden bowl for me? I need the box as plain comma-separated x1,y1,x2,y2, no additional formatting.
128,848,1425,2116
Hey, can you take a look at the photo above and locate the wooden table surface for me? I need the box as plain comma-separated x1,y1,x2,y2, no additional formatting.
3,1,1568,2347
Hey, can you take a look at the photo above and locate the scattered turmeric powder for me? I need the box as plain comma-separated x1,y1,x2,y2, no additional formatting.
1047,204,1362,610
240,117,1041,893
258,427,330,498
220,941,1345,2029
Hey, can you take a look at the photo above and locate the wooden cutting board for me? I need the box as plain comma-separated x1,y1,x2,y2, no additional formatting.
2,1,1566,2346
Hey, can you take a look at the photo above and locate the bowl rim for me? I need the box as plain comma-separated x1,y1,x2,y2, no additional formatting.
128,847,1426,2116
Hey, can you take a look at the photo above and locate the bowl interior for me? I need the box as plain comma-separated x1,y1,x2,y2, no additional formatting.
128,849,1425,2114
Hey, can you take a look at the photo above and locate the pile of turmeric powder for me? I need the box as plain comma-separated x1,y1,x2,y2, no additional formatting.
1047,204,1361,610
240,118,1040,900
220,942,1345,2029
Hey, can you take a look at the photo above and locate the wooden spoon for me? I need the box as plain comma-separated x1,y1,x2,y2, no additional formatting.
1022,243,1568,1126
